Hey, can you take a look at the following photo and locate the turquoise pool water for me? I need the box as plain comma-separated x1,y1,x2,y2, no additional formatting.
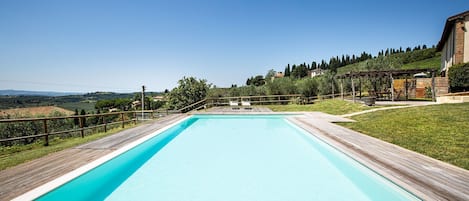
36,115,420,201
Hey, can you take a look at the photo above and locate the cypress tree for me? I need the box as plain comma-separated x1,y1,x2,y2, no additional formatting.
284,64,291,77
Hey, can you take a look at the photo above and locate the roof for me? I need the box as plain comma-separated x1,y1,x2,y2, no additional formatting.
436,10,469,51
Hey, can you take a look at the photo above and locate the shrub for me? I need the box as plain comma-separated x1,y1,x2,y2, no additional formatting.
449,62,469,92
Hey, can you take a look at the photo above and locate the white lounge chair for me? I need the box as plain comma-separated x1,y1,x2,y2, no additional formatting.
230,100,240,110
241,100,252,110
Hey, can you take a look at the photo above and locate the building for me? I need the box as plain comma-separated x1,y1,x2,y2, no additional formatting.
153,95,165,101
437,10,469,76
271,72,284,81
309,68,324,78
274,72,284,78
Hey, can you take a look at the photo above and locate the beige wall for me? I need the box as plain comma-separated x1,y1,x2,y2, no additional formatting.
441,27,454,72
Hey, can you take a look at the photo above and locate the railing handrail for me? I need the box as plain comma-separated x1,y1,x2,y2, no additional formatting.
0,110,181,145
210,94,304,100
177,99,207,113
0,110,180,123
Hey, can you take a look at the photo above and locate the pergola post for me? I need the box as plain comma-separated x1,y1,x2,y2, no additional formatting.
431,71,436,102
390,73,394,101
359,77,362,99
405,76,409,100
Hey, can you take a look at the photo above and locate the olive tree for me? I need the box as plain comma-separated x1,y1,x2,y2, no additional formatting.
166,77,210,109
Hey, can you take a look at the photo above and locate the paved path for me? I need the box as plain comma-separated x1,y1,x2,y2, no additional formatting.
0,114,187,201
342,100,439,117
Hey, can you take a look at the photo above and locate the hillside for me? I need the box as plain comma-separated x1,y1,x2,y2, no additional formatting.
0,90,81,97
0,106,74,118
0,92,135,112
337,48,440,75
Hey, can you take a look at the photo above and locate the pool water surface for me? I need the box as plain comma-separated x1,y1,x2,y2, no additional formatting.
35,115,420,201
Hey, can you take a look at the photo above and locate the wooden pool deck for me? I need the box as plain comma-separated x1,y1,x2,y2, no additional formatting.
288,113,469,200
1,108,468,200
0,114,188,200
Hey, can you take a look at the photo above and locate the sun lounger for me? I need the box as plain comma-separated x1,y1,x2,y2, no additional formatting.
230,100,240,110
241,100,252,110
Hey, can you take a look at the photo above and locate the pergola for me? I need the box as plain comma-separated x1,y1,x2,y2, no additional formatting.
336,68,437,102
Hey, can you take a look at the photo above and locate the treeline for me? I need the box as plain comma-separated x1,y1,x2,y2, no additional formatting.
0,92,135,110
94,95,165,112
245,44,437,86
283,51,373,77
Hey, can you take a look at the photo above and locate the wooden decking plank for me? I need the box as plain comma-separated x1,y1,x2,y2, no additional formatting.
289,114,469,201
0,114,186,201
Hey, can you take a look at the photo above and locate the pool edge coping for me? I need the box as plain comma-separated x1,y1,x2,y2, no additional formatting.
11,112,469,201
12,116,192,201
288,114,469,201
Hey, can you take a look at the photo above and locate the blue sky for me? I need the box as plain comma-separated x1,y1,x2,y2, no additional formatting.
0,0,467,93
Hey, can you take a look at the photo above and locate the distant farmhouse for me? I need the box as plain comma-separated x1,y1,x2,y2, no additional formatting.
309,68,325,78
437,10,469,77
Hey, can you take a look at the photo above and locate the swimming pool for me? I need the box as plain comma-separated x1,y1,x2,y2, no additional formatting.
24,115,420,200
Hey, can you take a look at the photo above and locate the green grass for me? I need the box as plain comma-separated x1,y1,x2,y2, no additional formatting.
57,101,96,113
265,99,384,115
339,103,469,170
401,56,440,70
0,125,135,171
336,52,441,75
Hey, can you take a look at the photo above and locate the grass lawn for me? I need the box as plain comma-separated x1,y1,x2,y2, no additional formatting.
339,103,469,170
0,125,136,171
266,99,385,115
401,56,440,70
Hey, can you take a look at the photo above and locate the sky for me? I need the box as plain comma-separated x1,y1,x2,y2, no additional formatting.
0,0,468,93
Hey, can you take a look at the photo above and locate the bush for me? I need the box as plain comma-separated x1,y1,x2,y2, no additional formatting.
266,77,298,95
449,62,469,92
296,78,318,97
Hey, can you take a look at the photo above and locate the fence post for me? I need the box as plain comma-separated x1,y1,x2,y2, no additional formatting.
103,116,107,133
79,116,84,138
121,113,125,128
43,119,49,146
133,112,137,125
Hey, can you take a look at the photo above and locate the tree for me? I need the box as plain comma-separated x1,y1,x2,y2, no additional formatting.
247,75,265,86
284,64,291,77
315,72,337,95
265,69,276,82
296,78,318,97
291,65,308,79
73,109,79,126
266,77,297,95
253,75,265,86
166,76,210,109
